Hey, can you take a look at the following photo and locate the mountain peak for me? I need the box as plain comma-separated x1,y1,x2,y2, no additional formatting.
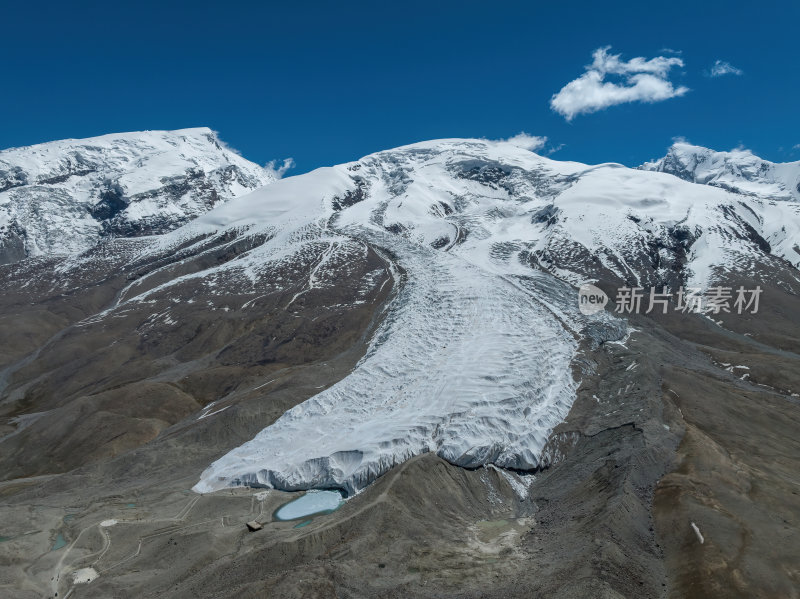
641,142,800,201
0,128,275,263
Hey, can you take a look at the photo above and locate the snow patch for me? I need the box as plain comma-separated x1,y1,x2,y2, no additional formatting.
72,567,98,584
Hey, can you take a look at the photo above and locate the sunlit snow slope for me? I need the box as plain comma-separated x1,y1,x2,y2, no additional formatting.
188,138,799,495
0,128,275,263
641,142,800,202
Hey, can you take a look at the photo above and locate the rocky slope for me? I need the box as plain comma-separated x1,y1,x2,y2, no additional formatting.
0,128,275,263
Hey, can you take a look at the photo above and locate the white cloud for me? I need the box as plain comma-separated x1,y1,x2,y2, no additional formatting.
501,132,548,151
709,60,743,77
265,158,295,179
545,143,565,155
588,46,684,77
550,46,689,121
793,144,800,151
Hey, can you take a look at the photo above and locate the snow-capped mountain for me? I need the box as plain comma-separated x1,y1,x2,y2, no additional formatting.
4,131,800,599
641,141,800,202
4,132,799,599
174,137,800,494
0,127,275,263
4,133,799,495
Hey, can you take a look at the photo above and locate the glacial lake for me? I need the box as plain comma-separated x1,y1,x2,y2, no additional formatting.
52,532,67,550
273,490,343,521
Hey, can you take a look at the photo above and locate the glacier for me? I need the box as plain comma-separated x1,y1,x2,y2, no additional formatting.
170,137,800,495
191,140,612,495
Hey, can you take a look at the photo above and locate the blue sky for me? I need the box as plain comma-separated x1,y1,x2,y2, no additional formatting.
2,0,798,173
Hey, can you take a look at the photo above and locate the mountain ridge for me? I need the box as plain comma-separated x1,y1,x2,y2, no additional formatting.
0,127,275,263
640,141,800,202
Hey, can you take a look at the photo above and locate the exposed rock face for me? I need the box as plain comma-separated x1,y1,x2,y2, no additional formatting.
0,128,275,263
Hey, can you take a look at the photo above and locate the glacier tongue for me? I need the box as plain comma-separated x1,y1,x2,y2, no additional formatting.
191,140,610,496
193,231,578,495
